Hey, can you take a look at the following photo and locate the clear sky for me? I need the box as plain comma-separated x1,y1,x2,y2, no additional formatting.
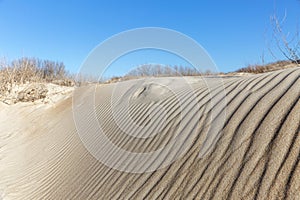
0,0,299,76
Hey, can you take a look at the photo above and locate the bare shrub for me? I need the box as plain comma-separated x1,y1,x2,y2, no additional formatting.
0,57,73,86
125,64,213,78
236,60,298,74
268,11,300,64
0,57,74,104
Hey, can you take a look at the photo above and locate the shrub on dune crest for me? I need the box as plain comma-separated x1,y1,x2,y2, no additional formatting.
0,57,74,104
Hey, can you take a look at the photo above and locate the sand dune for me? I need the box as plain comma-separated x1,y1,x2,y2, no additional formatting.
0,68,299,199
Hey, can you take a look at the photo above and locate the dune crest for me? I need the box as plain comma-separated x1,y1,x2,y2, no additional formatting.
0,68,299,199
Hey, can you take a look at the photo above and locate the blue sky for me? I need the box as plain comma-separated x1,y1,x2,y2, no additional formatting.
0,0,299,77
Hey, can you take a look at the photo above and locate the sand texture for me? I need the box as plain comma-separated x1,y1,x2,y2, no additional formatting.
0,68,299,199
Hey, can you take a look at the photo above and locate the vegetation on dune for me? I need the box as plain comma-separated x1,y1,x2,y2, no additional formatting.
236,60,299,74
0,57,74,104
0,57,74,87
107,61,299,84
269,12,300,64
126,64,214,77
105,64,217,83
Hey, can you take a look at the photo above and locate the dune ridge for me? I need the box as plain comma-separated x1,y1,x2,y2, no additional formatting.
0,68,299,199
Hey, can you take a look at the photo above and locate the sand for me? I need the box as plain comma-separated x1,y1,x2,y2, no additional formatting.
0,68,299,199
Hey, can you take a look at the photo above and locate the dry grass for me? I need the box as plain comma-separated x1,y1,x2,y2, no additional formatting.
236,60,299,74
0,57,75,104
105,64,216,84
0,57,74,95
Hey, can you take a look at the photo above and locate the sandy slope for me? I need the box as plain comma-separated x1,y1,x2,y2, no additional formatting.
0,68,299,199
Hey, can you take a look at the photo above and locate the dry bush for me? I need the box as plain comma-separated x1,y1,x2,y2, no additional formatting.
103,64,216,84
0,57,73,84
125,64,213,78
236,60,299,74
0,57,74,99
269,12,300,63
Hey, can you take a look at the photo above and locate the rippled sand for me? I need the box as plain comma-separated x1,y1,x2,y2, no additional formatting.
0,68,299,199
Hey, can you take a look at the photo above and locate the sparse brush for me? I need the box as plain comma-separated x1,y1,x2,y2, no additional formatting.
236,60,299,74
0,57,74,87
0,57,74,102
